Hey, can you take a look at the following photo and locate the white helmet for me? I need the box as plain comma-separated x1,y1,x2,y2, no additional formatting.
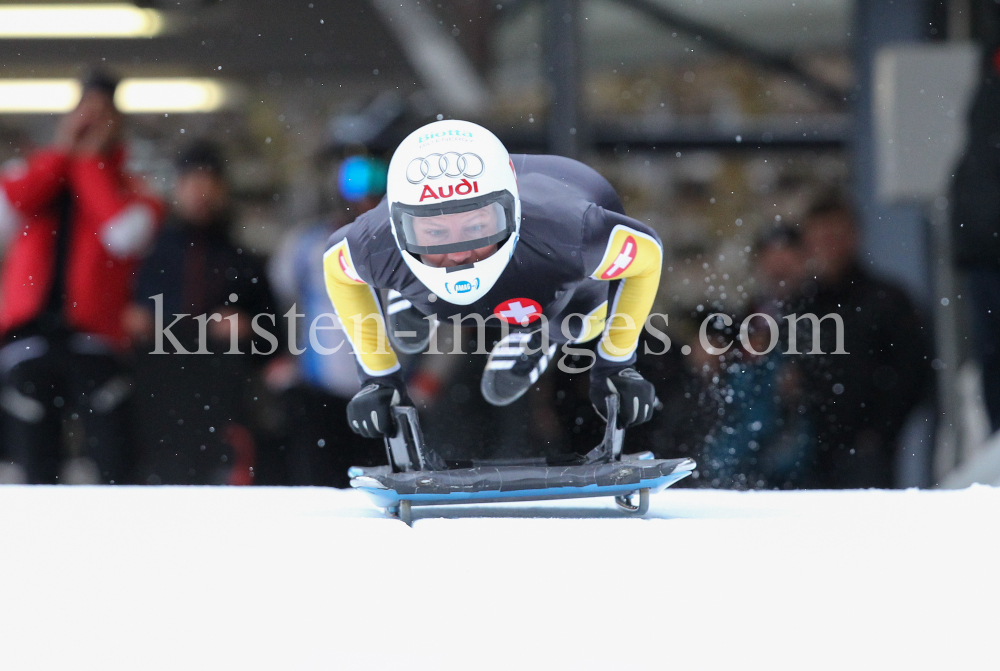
386,120,520,305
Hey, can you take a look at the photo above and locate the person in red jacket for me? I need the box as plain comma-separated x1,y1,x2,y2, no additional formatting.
0,72,164,484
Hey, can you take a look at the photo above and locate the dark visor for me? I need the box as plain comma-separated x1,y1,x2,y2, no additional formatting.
392,190,515,256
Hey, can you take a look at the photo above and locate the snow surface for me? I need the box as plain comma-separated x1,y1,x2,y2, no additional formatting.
0,485,998,670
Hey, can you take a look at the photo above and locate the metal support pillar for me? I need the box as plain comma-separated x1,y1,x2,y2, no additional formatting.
853,0,930,303
544,0,581,158
928,197,965,473
856,0,944,486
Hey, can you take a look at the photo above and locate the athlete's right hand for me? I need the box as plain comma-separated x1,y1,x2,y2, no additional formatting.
347,379,406,438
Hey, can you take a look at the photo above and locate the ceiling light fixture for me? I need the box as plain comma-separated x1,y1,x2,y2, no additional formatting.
0,4,164,39
0,79,233,114
0,79,80,113
116,79,230,113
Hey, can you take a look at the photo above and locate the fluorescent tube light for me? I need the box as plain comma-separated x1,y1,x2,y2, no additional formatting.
0,4,164,39
0,79,232,113
0,79,81,112
116,79,230,113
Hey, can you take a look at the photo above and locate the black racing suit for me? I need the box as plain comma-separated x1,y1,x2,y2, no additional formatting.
323,154,664,390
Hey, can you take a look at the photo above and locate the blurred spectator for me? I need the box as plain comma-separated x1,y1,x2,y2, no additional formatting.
679,312,761,488
126,141,280,485
753,224,810,319
797,196,933,488
743,227,816,488
951,45,1000,434
265,155,386,486
0,71,163,484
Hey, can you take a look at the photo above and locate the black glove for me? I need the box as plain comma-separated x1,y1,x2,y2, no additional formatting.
590,367,657,428
347,377,408,439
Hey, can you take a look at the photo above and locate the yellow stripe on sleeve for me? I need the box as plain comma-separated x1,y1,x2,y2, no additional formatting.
322,239,399,377
591,225,663,361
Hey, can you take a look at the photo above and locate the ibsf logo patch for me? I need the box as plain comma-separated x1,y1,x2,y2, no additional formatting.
600,235,637,280
494,298,542,326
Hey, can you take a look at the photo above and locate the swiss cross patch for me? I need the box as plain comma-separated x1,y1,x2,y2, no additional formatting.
494,298,543,326
338,249,364,283
601,235,637,280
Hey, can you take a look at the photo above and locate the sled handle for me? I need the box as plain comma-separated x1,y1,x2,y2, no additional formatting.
604,394,625,460
384,405,445,473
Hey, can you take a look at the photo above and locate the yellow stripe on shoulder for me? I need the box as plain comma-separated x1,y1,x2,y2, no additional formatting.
322,239,399,377
323,239,368,286
590,224,662,281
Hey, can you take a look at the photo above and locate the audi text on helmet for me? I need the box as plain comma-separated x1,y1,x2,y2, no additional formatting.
419,179,479,202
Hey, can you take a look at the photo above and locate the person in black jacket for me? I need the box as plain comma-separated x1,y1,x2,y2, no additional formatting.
126,142,281,485
797,197,934,488
951,44,1000,433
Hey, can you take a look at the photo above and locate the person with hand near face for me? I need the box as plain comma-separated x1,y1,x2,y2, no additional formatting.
0,71,164,484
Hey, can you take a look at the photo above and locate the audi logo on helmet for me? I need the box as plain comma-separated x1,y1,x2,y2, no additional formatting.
406,152,485,184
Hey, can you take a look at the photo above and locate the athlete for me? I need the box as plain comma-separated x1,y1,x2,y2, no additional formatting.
323,120,664,440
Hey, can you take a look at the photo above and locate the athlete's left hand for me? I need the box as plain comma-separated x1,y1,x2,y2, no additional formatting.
590,367,657,428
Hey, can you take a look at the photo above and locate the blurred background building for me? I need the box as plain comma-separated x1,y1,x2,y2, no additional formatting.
0,0,997,488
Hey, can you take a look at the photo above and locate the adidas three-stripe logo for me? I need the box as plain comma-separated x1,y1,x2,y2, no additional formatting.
387,290,412,316
485,332,558,383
